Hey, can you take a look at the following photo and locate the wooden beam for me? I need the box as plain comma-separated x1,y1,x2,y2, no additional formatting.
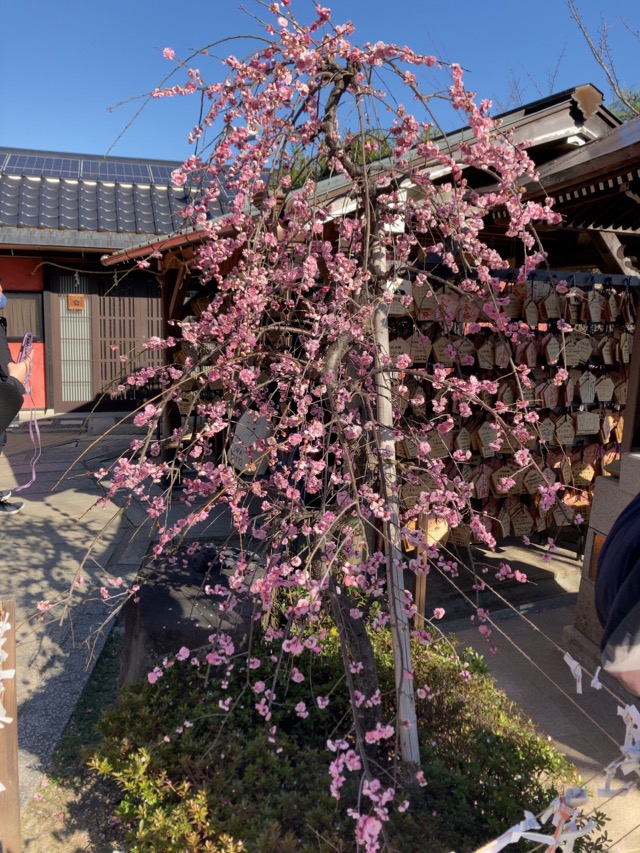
0,598,21,853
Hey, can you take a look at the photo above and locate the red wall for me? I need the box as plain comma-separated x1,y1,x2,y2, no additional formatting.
0,257,44,291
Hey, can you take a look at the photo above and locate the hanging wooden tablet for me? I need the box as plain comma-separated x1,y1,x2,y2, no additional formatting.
494,507,512,538
582,442,600,466
577,371,597,404
532,279,551,303
401,477,436,509
620,330,632,364
494,339,512,369
471,466,492,499
613,379,628,405
554,414,576,447
621,291,637,324
509,504,534,537
599,337,617,366
388,278,413,316
448,522,471,547
389,336,412,360
572,461,596,487
491,462,523,495
456,294,481,324
562,375,575,406
497,381,516,406
476,421,500,456
525,341,538,368
575,337,593,365
417,513,450,547
614,411,625,443
520,383,536,405
453,336,476,365
413,286,437,321
523,465,546,495
409,332,432,364
432,336,455,366
435,291,459,325
601,446,619,472
600,410,614,443
514,340,528,364
476,339,494,371
428,430,453,460
524,299,539,328
574,410,601,436
560,455,573,485
455,427,472,454
552,502,571,527
563,335,581,368
544,291,561,320
595,375,615,403
503,293,522,319
538,417,556,445
588,290,606,323
544,335,561,364
566,294,582,324
606,291,620,323
542,382,560,409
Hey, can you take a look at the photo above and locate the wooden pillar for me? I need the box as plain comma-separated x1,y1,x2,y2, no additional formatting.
0,598,21,852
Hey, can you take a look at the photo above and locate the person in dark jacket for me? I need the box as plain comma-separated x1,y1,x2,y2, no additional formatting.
595,491,640,696
0,364,27,433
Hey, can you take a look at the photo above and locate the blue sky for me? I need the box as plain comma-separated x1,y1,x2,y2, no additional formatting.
1,0,639,164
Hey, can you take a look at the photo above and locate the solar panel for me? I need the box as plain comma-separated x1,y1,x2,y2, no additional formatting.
0,150,183,185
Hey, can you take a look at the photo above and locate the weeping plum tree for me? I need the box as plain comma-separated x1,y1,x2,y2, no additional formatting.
102,2,566,847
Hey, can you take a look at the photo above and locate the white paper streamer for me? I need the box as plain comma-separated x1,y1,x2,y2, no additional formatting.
563,652,583,694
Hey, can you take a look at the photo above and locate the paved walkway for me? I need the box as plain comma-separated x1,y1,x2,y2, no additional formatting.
0,417,151,807
447,599,640,851
1,416,640,849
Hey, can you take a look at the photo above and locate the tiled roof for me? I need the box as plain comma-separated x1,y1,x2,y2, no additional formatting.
0,173,188,234
0,147,225,250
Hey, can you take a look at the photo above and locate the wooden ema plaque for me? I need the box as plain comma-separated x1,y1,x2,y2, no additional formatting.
509,504,534,536
573,410,600,436
575,337,592,365
494,340,512,369
428,431,453,460
476,340,494,371
410,333,432,364
544,292,561,319
523,465,546,495
491,463,524,495
413,286,437,321
388,279,413,317
572,462,596,487
417,513,450,547
537,417,556,445
614,379,628,405
554,414,576,447
432,336,455,366
544,336,561,364
471,466,492,499
595,376,615,403
456,295,481,324
389,337,411,360
448,523,471,547
455,427,472,453
577,371,597,404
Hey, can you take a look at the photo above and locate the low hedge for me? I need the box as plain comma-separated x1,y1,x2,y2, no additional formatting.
90,628,591,852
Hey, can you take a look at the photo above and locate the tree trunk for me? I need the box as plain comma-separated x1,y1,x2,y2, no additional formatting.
371,234,421,770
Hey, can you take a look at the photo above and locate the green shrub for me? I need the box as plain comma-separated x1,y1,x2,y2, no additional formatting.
90,630,580,852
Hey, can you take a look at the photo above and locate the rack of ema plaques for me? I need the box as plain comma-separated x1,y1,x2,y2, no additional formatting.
389,270,639,552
